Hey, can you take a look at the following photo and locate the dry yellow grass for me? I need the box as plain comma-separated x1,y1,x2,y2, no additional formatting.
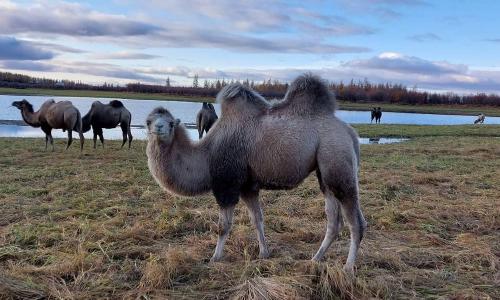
0,134,498,299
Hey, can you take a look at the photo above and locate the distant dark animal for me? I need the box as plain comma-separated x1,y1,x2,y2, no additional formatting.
82,100,133,149
12,99,84,151
196,102,218,139
371,107,382,124
474,113,485,124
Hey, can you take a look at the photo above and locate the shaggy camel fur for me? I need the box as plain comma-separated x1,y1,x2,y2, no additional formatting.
371,107,382,124
146,74,366,273
196,102,218,139
82,100,133,148
12,99,84,151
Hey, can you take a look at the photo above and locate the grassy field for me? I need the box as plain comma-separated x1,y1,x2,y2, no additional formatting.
2,86,500,116
0,126,499,299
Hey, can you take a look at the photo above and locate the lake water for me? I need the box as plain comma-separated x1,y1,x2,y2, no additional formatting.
0,94,498,143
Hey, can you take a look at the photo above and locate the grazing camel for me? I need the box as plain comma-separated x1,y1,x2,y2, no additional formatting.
146,74,366,273
196,102,218,139
82,100,133,149
371,107,382,124
12,99,84,151
474,113,485,124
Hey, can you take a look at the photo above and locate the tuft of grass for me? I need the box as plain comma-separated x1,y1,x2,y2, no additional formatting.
228,276,308,300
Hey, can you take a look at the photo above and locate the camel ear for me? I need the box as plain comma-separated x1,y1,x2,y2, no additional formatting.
175,119,181,126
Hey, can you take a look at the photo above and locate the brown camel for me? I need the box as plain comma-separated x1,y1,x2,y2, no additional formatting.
145,74,366,274
82,100,133,148
196,102,218,139
12,99,84,151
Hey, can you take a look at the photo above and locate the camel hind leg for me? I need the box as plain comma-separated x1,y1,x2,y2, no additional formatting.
312,184,342,261
316,159,366,273
120,122,132,148
66,130,73,150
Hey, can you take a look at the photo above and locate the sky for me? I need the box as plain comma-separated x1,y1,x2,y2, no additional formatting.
1,0,500,93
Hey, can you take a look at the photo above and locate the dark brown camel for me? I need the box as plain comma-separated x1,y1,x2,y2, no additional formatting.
12,99,84,151
82,100,133,148
196,102,218,139
371,107,382,124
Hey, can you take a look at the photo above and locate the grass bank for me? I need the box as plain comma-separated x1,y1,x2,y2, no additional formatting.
0,129,498,298
353,124,500,138
2,87,499,116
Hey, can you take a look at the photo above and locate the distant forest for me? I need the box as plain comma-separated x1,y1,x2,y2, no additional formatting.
1,71,499,106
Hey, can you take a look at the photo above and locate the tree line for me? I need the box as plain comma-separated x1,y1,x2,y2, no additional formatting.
0,71,498,106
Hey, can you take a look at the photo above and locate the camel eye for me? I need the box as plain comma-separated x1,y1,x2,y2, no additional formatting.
169,121,174,127
146,120,151,126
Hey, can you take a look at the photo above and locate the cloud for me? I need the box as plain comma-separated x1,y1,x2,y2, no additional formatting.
0,0,371,54
335,0,429,19
343,52,467,75
408,33,442,42
145,0,374,36
0,60,160,82
0,60,55,71
90,51,161,60
0,1,160,37
0,36,54,60
484,38,500,43
30,41,86,54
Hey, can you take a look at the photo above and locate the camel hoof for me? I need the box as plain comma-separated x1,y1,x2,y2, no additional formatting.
209,255,222,263
258,250,270,259
311,253,324,262
343,264,355,277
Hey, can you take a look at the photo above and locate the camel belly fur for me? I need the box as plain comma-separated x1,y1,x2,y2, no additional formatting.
249,120,319,189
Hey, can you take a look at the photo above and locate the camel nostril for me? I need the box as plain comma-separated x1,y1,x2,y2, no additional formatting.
156,124,164,130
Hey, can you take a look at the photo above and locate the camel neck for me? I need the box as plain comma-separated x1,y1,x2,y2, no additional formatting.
21,109,41,127
147,126,211,196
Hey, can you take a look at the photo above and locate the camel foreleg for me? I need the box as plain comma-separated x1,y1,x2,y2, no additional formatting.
48,134,54,152
210,205,235,262
93,131,98,149
242,190,269,259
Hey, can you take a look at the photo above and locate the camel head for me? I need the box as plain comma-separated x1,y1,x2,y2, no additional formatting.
146,107,181,143
12,99,34,112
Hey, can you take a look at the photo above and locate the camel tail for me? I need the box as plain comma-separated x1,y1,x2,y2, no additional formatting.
284,73,337,113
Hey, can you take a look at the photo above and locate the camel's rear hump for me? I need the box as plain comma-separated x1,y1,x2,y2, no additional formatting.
278,73,337,115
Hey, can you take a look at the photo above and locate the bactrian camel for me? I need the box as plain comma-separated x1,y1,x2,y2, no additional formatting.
145,74,366,273
82,100,133,148
371,107,382,124
196,102,218,139
12,99,84,151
